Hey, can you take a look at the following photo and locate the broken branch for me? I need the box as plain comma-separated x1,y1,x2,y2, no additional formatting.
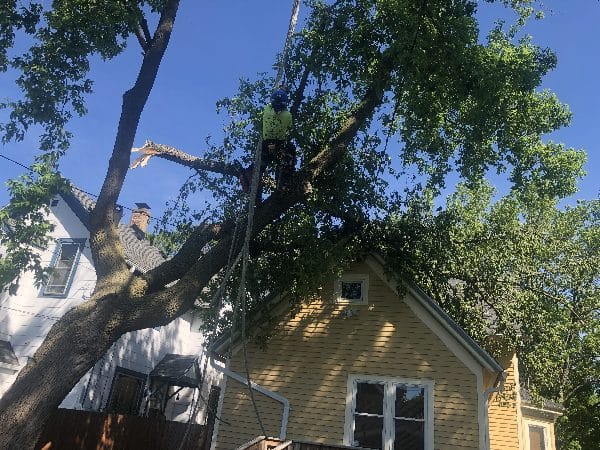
131,140,242,177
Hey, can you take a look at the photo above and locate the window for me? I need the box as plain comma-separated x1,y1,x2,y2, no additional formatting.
106,367,146,415
335,274,369,305
41,239,85,297
525,422,551,450
345,375,433,450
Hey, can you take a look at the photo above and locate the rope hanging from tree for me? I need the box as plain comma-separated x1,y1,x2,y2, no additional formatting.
182,1,303,443
232,0,302,434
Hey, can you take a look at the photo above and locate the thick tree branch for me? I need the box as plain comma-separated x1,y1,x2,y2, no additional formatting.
90,0,180,285
130,140,242,177
142,221,226,292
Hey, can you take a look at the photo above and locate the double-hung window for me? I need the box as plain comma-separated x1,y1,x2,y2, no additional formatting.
345,375,433,450
41,238,85,297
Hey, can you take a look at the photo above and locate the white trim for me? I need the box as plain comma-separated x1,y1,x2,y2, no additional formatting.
334,274,369,305
343,374,434,450
514,354,524,450
209,356,290,440
365,256,489,449
523,418,553,450
210,365,228,450
365,257,486,375
476,369,486,450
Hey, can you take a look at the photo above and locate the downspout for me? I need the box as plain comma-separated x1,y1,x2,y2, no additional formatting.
210,355,290,440
483,371,507,450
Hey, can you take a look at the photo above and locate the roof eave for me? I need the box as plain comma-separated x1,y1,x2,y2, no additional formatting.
368,253,504,374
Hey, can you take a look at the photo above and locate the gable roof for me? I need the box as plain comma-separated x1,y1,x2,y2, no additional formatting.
520,387,564,414
60,186,165,273
367,254,503,374
212,254,503,375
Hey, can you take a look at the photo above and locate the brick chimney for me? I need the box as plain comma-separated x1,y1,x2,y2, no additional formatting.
130,202,151,234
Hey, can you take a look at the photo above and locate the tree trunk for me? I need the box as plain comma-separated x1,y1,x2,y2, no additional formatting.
0,2,181,447
0,300,125,449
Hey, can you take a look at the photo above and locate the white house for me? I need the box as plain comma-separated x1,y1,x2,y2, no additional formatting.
0,186,220,424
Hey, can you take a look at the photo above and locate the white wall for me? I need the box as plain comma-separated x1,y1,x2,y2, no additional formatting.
0,196,220,423
0,197,96,364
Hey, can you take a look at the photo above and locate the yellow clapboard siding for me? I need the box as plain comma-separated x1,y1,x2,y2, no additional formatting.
488,353,520,450
215,261,481,450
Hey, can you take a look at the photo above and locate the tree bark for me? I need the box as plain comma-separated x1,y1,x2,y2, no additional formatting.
0,1,181,448
0,5,396,447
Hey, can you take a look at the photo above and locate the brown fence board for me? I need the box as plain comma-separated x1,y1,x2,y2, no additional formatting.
37,408,208,450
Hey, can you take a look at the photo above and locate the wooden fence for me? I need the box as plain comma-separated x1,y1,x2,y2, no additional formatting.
37,408,210,450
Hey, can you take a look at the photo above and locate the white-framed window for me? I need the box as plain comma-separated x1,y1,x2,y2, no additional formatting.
335,274,369,305
524,419,552,450
41,238,85,297
344,375,434,450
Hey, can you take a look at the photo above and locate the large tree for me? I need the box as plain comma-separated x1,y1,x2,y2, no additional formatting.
0,0,590,448
378,184,599,449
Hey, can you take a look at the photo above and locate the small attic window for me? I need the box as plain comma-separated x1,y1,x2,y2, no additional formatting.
335,274,369,305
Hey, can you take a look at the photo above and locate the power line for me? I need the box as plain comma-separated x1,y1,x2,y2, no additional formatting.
0,152,198,230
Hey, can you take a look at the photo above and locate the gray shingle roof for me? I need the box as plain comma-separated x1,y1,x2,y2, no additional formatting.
0,340,19,367
521,387,565,413
61,186,165,273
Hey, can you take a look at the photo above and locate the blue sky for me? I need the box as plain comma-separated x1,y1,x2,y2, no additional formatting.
0,0,598,227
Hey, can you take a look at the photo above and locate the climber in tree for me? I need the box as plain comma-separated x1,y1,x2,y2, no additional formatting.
239,88,295,194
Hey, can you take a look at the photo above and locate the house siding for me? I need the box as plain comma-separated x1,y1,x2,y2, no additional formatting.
488,354,520,450
0,196,219,424
215,262,481,449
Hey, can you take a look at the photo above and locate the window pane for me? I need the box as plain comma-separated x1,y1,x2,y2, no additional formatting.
356,382,384,415
354,414,383,449
56,243,78,268
529,425,546,450
45,243,79,294
341,281,362,300
395,386,424,419
45,267,71,294
394,419,424,450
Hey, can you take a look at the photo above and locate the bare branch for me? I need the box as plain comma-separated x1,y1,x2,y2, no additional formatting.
131,140,241,177
90,0,181,283
133,23,148,51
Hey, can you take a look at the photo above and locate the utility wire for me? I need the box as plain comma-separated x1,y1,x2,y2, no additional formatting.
0,152,193,231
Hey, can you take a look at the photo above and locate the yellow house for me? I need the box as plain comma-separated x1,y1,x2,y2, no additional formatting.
210,256,561,450
488,351,563,450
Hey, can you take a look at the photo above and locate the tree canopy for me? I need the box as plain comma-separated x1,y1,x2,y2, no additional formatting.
0,1,597,448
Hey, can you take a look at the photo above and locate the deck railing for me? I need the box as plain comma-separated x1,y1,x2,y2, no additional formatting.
236,436,375,450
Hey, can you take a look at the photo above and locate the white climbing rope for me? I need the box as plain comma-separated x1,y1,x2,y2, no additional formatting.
275,0,301,88
232,0,303,435
182,2,303,443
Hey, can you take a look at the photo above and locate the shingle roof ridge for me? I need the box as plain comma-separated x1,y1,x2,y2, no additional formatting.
62,184,165,273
